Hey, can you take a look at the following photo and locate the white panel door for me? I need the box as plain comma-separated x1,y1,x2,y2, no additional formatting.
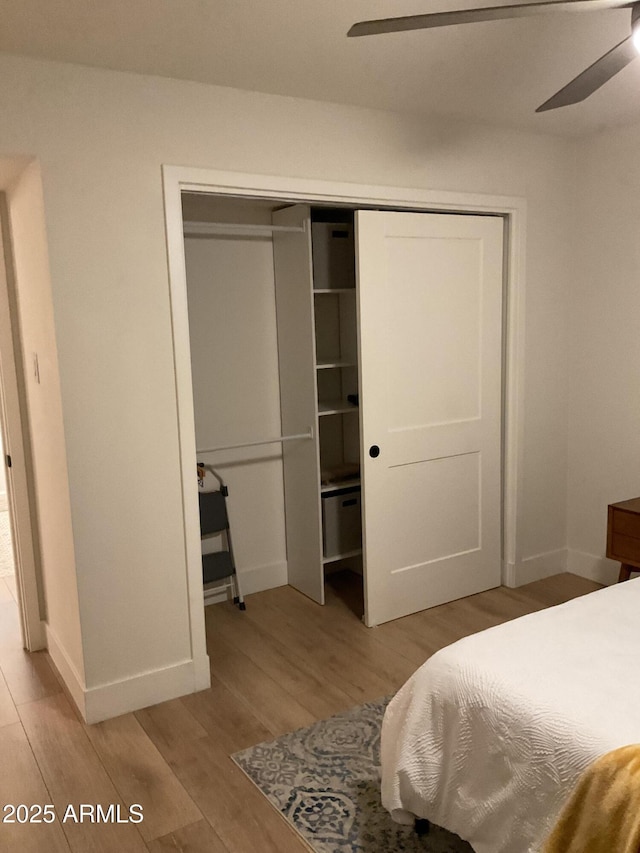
356,211,504,626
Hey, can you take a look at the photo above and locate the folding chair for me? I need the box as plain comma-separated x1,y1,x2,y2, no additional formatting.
197,465,245,610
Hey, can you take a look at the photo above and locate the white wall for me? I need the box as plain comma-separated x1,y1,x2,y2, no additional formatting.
567,120,640,584
184,200,288,597
0,51,575,717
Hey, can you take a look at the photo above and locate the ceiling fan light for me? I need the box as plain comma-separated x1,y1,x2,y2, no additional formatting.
634,17,640,54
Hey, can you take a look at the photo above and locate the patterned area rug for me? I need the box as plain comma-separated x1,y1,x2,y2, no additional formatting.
232,697,472,853
0,511,14,578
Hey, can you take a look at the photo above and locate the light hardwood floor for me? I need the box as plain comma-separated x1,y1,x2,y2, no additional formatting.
0,572,601,852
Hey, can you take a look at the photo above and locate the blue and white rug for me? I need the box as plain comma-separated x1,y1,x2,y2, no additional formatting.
232,697,472,853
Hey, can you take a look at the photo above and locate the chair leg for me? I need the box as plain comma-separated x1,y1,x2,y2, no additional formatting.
415,819,430,836
232,568,246,611
225,527,245,610
618,564,634,583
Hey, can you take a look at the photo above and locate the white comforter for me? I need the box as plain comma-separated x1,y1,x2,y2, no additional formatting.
381,578,640,853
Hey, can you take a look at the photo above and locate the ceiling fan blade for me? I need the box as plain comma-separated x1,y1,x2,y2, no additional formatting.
536,35,637,111
348,0,632,37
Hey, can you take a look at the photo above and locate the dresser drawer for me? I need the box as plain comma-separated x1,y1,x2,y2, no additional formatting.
612,510,640,539
607,499,640,580
609,533,640,565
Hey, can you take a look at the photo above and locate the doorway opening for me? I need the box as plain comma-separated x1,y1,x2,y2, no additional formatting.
0,429,15,579
0,197,27,655
0,416,20,643
0,185,46,656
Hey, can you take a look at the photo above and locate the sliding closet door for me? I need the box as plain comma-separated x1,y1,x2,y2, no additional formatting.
356,211,504,626
272,205,324,604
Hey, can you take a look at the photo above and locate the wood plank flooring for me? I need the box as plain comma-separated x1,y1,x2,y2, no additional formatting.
0,571,601,852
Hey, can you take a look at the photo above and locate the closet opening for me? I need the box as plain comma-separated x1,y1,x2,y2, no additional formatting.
181,193,366,620
170,172,521,642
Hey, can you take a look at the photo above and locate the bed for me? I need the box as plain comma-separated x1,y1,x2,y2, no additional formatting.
380,578,640,853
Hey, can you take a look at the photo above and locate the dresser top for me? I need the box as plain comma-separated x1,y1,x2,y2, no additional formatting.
610,497,640,514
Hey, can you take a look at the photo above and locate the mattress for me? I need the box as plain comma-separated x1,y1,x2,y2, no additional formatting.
380,578,640,853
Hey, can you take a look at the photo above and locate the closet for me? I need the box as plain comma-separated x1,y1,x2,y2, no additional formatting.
183,194,505,627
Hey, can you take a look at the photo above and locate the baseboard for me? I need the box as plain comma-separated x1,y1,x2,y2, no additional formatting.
45,622,211,724
44,623,87,719
503,549,567,588
204,560,287,607
566,549,619,586
82,558,283,720
83,655,211,724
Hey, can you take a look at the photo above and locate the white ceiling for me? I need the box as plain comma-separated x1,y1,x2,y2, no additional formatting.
2,0,640,136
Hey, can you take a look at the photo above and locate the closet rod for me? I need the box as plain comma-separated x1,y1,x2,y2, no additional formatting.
197,428,313,455
183,221,306,237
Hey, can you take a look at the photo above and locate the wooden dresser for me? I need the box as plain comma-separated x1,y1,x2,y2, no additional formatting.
607,497,640,582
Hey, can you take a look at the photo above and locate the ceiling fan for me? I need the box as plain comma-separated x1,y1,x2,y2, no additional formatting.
348,0,640,111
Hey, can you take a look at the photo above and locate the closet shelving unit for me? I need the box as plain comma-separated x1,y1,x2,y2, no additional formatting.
312,219,363,569
272,206,364,604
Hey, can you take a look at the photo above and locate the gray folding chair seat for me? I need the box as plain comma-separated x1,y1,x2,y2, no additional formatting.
202,550,234,584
